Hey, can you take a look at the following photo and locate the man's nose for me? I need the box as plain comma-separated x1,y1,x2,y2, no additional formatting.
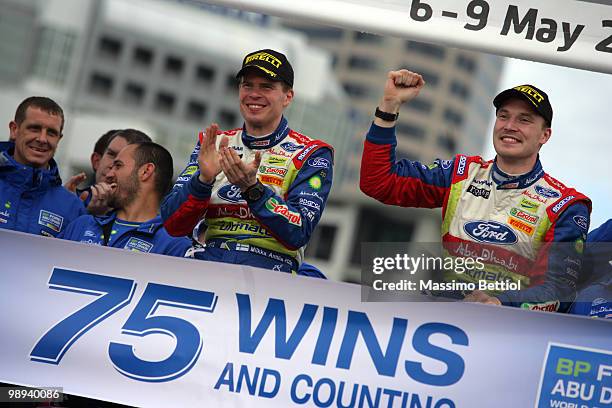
37,129,49,143
503,118,518,130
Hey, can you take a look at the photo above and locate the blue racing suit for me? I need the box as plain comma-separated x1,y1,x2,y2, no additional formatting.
361,123,591,310
570,219,612,318
0,142,86,237
59,212,191,257
161,117,333,275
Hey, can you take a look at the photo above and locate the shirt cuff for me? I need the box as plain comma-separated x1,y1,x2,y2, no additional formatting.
366,122,397,145
187,172,214,199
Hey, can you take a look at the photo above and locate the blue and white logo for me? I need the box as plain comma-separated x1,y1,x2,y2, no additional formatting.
280,142,303,152
125,238,154,253
456,156,467,176
38,210,64,233
441,160,453,170
463,221,518,245
217,184,244,203
307,157,330,169
573,215,588,230
535,185,560,198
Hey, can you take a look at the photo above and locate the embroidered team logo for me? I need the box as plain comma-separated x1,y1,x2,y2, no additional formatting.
38,210,64,233
124,238,154,253
463,220,518,245
534,185,561,199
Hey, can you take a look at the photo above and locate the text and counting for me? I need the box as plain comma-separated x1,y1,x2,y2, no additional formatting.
0,230,610,407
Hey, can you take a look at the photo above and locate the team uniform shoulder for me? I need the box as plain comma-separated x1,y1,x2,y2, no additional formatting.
541,173,592,218
451,154,487,182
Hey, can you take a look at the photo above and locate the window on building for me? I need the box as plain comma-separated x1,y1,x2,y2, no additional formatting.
401,65,440,87
396,122,426,140
305,224,337,261
219,109,238,129
343,82,370,98
132,46,154,68
154,91,176,114
405,41,446,60
289,26,343,39
350,208,415,266
226,74,238,93
456,54,477,73
98,36,122,60
443,108,464,126
406,98,433,113
88,73,114,97
195,63,215,83
185,100,208,122
353,31,383,43
122,82,145,105
164,55,184,76
450,80,471,100
438,132,457,153
348,55,378,71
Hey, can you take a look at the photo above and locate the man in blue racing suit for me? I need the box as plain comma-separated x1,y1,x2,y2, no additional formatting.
161,49,333,276
0,97,85,236
60,141,191,257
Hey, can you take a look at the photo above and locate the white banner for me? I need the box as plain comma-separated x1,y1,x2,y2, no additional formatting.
200,0,612,74
0,229,610,407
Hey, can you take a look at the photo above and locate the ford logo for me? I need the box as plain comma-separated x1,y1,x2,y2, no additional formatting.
463,221,518,245
280,142,303,152
307,157,330,168
534,185,560,198
217,184,244,203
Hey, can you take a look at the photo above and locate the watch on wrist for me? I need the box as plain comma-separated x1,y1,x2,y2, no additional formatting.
375,107,399,122
243,181,265,202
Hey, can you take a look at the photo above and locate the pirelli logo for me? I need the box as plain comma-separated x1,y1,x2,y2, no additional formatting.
513,85,544,103
245,52,282,68
508,217,534,235
260,175,283,187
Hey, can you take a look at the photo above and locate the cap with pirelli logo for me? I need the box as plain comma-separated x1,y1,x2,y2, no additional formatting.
236,49,294,88
493,84,553,126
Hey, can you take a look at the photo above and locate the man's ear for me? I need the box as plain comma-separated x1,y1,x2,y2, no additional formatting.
283,89,294,107
539,127,552,146
139,163,155,182
9,121,18,141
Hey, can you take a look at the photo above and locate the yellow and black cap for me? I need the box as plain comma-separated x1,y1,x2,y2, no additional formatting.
236,49,294,88
493,84,553,126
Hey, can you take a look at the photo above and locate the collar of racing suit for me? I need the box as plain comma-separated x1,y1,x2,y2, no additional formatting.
240,116,290,150
491,155,544,190
93,211,163,235
0,141,63,189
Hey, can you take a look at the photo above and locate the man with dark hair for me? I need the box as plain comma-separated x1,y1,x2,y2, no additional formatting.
60,142,190,257
92,129,120,173
162,49,334,275
0,96,85,236
66,128,152,215
64,129,120,195
360,70,591,310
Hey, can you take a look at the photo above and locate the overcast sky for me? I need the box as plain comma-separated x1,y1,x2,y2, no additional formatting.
484,57,612,229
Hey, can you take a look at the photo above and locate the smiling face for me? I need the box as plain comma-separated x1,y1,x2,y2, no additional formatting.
9,107,63,168
238,71,294,136
493,98,551,167
105,144,140,210
95,136,129,183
